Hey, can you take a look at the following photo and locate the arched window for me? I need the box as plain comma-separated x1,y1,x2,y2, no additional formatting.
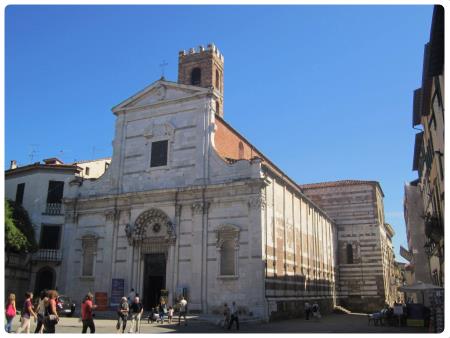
346,243,354,264
238,142,244,159
215,69,220,90
191,68,201,86
216,224,240,278
82,234,98,277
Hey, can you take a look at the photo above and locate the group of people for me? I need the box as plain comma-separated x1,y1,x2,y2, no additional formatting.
115,289,189,333
221,301,240,330
147,296,188,326
4,290,60,334
115,293,145,334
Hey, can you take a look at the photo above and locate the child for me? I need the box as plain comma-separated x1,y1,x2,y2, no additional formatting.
168,306,174,324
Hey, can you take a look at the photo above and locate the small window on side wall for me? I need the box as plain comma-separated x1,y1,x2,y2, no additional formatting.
346,244,354,264
151,140,168,167
238,142,244,159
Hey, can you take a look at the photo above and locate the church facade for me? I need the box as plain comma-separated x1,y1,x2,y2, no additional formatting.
61,44,338,320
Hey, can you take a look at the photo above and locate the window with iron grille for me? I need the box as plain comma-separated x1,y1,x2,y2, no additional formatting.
46,181,64,204
39,225,61,250
150,140,168,167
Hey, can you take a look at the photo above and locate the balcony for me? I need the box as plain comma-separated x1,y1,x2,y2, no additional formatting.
43,203,62,215
424,214,443,243
32,249,62,262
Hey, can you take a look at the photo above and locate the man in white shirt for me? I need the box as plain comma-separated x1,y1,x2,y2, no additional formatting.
227,301,239,330
178,297,188,326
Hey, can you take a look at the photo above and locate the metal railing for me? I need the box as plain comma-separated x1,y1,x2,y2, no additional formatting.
32,249,62,262
44,203,62,215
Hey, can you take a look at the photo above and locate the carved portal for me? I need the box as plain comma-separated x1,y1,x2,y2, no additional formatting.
125,209,176,248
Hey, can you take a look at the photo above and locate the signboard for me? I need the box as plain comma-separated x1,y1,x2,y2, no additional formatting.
400,246,413,262
95,292,108,311
111,279,125,306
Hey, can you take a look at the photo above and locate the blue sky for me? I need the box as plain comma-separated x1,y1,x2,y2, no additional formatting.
5,5,434,260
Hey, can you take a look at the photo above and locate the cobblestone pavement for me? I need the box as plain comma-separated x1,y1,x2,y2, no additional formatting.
9,313,429,334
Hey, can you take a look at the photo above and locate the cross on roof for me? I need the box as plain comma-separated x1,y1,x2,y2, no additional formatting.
159,60,168,79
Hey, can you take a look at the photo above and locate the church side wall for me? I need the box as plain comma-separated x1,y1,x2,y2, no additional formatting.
302,184,388,312
263,174,336,320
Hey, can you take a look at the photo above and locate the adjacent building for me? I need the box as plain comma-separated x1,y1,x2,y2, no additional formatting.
300,180,397,312
408,4,444,287
5,157,110,298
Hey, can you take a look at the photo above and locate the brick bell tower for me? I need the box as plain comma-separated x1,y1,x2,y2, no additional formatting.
178,43,224,117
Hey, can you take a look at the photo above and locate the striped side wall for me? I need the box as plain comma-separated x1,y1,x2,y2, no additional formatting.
302,183,390,312
262,174,337,318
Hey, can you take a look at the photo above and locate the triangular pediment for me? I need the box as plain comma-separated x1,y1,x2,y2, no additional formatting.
112,80,209,113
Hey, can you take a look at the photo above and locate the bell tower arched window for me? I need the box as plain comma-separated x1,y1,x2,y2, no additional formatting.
191,68,201,86
215,69,220,90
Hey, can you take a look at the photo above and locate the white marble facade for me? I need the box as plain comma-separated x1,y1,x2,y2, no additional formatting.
62,79,270,317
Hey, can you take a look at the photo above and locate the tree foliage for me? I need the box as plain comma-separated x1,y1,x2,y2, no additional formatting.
5,200,38,253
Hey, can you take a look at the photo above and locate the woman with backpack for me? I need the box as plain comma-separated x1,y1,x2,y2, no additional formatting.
5,293,17,333
16,292,37,333
44,290,59,333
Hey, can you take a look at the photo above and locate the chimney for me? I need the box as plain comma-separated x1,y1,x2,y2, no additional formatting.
10,160,17,170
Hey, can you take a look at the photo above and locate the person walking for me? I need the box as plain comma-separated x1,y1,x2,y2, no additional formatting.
222,303,231,328
304,301,311,320
312,301,321,321
129,297,143,333
159,298,167,324
168,306,174,324
34,290,48,333
177,297,188,326
5,293,17,333
44,290,59,333
227,301,239,331
16,292,37,333
81,292,97,333
116,297,129,333
128,289,136,305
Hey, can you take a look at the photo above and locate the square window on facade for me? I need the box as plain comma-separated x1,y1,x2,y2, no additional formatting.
151,140,168,167
85,167,90,176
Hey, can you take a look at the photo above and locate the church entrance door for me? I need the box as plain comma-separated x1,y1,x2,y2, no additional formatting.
143,253,166,310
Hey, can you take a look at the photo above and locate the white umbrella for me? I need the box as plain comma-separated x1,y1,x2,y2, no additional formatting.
398,281,443,292
398,281,443,304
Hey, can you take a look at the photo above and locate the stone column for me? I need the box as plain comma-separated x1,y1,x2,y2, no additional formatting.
104,208,118,304
172,204,182,303
190,201,210,312
248,194,266,317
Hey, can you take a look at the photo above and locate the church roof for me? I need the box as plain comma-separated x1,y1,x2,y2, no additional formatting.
299,180,384,196
213,115,335,223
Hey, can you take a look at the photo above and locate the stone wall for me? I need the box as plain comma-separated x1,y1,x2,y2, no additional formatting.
263,170,337,319
301,181,392,312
